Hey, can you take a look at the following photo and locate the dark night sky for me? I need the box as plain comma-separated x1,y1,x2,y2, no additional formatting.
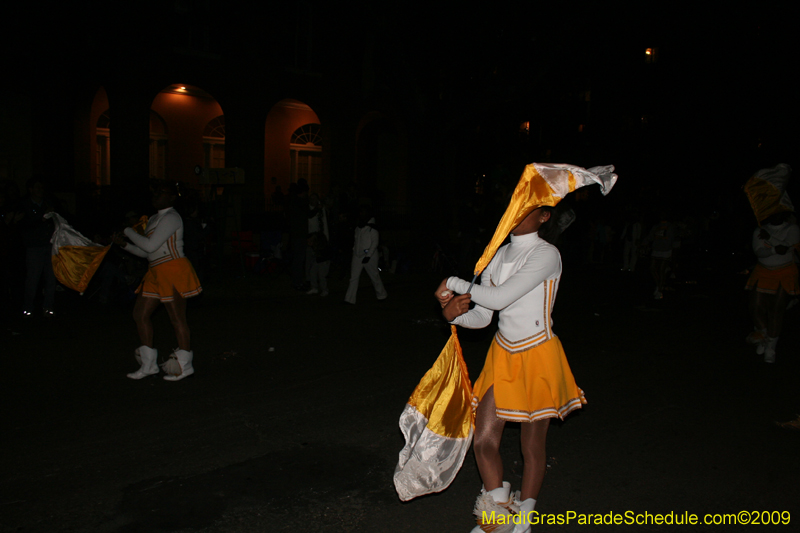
5,2,800,212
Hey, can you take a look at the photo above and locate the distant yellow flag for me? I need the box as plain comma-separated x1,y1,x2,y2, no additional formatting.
394,326,474,501
474,163,617,274
743,164,793,224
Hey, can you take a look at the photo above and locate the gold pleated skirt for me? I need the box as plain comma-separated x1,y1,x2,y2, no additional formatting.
472,336,586,422
137,257,202,302
745,262,799,295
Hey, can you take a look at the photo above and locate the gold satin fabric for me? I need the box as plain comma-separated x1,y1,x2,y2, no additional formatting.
51,245,111,293
473,164,569,275
744,175,791,224
407,325,474,439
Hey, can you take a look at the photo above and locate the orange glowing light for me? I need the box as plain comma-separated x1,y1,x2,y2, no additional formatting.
645,48,652,55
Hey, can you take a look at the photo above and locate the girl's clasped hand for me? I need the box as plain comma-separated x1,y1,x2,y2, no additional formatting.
434,279,471,321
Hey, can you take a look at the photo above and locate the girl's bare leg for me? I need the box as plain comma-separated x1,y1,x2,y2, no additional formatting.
519,418,550,501
474,386,506,491
164,291,191,351
133,295,160,347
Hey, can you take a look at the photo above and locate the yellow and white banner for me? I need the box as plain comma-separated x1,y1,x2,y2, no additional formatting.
46,212,110,294
474,163,616,274
743,164,793,224
394,326,474,501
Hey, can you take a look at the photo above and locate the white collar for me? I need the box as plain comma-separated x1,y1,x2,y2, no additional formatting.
509,231,540,244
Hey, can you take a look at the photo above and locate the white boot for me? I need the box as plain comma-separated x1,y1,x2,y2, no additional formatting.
470,482,518,533
127,346,159,379
512,498,536,533
163,349,194,381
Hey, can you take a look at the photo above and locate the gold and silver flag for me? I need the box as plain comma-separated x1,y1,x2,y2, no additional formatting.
474,163,617,274
46,212,110,294
394,326,474,501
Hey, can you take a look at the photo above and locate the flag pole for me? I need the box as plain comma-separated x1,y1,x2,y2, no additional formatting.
467,274,478,294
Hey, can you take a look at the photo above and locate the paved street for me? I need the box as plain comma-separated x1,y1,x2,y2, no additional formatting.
2,265,799,532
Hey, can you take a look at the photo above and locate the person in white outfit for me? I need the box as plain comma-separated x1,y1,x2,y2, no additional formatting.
645,213,676,299
344,215,387,304
620,215,642,272
306,193,330,296
113,183,202,381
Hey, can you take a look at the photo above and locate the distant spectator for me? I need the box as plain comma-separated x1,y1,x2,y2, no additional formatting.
1,184,24,332
620,214,643,272
288,179,310,291
645,212,676,300
592,216,612,264
182,194,209,284
305,193,329,295
18,177,58,318
307,231,332,297
344,209,387,304
271,181,285,208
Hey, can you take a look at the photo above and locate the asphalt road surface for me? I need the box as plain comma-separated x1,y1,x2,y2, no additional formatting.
2,264,799,532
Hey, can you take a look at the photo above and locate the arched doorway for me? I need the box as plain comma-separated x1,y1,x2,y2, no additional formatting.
290,123,322,193
264,99,322,205
149,84,224,184
203,115,225,169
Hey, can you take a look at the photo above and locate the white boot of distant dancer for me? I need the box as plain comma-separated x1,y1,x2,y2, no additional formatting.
470,482,518,533
162,349,194,381
128,345,159,379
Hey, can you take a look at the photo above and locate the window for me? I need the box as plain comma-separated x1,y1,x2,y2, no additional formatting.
203,115,225,169
290,123,322,191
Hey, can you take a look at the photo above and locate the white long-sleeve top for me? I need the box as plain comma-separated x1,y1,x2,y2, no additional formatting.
446,231,562,353
352,218,379,258
123,207,185,267
752,222,799,268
